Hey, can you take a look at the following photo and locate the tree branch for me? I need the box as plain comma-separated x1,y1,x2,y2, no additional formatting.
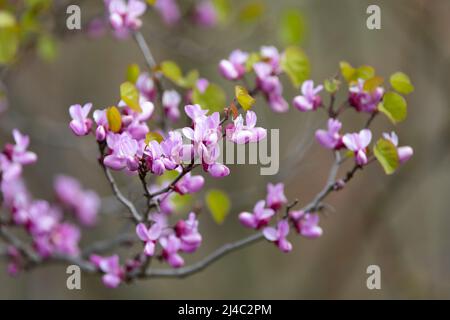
102,165,143,223
142,232,264,279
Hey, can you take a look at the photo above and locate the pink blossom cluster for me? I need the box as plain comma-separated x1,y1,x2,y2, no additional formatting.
105,0,147,38
89,212,201,288
239,183,323,253
219,47,289,112
154,0,218,27
0,130,100,274
69,98,266,178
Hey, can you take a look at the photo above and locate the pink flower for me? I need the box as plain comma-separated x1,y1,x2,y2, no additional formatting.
104,132,140,171
266,183,287,210
289,210,322,238
3,129,37,168
50,223,81,256
160,235,184,268
175,213,202,253
253,62,288,113
154,0,180,26
193,0,217,27
185,104,208,122
87,17,107,38
136,72,156,101
174,172,205,195
93,109,108,141
219,50,248,81
160,131,192,166
182,111,230,177
239,200,275,229
383,132,413,165
54,175,100,226
136,222,162,256
162,90,181,122
90,254,124,288
293,80,323,112
343,129,372,166
226,111,267,144
260,46,281,74
207,163,230,178
349,79,384,113
196,78,210,93
263,220,292,253
106,0,146,38
315,118,344,150
69,103,93,136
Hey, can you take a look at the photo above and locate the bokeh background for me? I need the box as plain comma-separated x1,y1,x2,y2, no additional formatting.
1,0,450,299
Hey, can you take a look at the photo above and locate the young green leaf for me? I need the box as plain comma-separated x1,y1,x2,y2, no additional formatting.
126,63,140,83
0,11,18,64
373,138,399,175
192,83,226,113
238,2,265,23
363,76,384,92
212,0,231,23
160,60,183,85
106,106,122,133
120,82,141,112
278,9,306,46
281,46,310,87
235,85,255,111
324,78,339,94
37,35,58,62
339,61,355,82
205,189,231,224
390,72,414,95
378,92,407,124
145,132,164,144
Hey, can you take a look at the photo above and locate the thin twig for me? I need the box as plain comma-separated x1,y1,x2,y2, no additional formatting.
142,233,264,279
102,166,143,223
82,233,136,257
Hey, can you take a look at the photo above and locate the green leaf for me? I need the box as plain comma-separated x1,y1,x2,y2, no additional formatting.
156,169,179,185
106,106,122,133
120,82,141,113
373,138,399,175
339,61,355,82
0,11,18,65
235,85,255,111
0,27,18,64
126,63,140,83
205,189,231,224
355,65,375,81
340,61,375,83
160,60,183,85
192,83,226,113
324,78,340,94
281,46,310,87
363,76,384,92
238,2,265,23
390,72,414,95
171,193,193,212
145,132,164,144
278,9,306,46
0,11,16,28
378,92,407,124
212,0,231,23
37,35,57,62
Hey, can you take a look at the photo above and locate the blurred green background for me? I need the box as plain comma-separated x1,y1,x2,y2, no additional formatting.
1,0,450,299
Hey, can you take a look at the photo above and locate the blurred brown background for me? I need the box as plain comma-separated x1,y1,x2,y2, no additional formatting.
1,0,450,299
